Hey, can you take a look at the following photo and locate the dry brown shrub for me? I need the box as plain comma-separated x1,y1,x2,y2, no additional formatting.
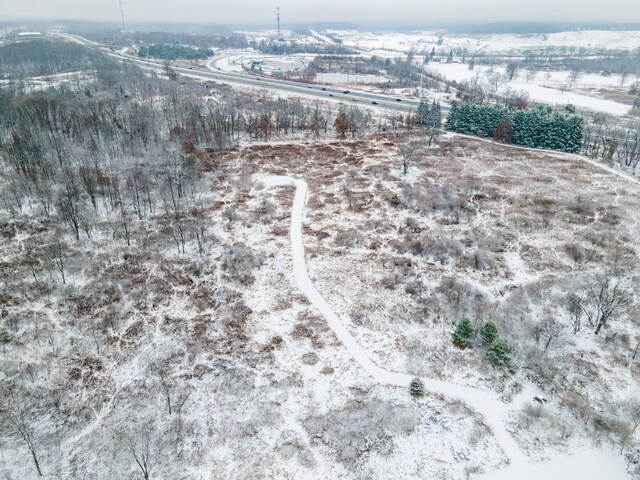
121,320,144,345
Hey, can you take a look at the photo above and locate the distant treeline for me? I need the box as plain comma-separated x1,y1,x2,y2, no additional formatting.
138,44,213,60
255,41,357,55
445,101,584,153
468,48,640,77
442,22,640,34
133,31,248,49
0,40,103,79
67,28,249,49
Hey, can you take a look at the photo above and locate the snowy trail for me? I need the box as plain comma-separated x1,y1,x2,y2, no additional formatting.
451,132,640,187
262,175,528,469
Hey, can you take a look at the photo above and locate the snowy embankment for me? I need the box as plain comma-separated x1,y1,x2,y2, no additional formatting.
261,174,630,479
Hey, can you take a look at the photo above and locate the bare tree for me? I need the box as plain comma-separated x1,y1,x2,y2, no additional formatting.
486,70,505,96
79,165,99,213
3,407,43,477
631,336,640,362
525,68,537,83
399,142,420,175
56,183,81,241
157,370,191,416
505,61,520,82
566,293,583,334
124,429,157,480
189,205,207,256
540,317,563,351
333,110,351,139
47,236,67,285
579,276,631,335
568,69,582,88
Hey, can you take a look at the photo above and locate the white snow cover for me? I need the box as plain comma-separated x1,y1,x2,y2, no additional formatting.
335,29,640,54
261,175,629,479
426,63,633,116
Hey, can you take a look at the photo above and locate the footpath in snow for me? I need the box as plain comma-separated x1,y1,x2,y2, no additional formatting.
261,175,629,479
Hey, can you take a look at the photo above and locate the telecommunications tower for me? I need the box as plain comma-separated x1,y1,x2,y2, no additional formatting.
276,7,282,40
118,0,126,31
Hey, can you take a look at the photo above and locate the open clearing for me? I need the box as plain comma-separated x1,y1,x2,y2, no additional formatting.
2,132,638,479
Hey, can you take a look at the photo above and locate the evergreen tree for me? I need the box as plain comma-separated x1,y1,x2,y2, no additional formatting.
445,101,583,153
428,101,441,128
487,339,513,368
479,322,498,345
415,99,430,126
533,107,553,149
564,114,584,153
634,95,640,109
547,112,566,151
409,378,425,397
452,318,475,349
446,51,454,64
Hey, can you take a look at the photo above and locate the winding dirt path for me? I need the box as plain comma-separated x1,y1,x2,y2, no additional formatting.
262,175,527,469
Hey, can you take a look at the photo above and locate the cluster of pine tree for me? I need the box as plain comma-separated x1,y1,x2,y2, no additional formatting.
452,319,514,369
415,99,442,145
415,99,441,128
138,44,213,60
445,101,584,153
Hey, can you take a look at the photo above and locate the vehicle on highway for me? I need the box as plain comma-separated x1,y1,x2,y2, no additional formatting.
371,101,379,105
321,87,327,91
395,98,402,102
343,90,350,94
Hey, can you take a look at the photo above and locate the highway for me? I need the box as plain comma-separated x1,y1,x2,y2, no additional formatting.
60,33,434,114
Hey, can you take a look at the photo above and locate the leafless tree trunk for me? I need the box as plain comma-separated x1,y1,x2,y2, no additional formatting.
56,183,81,241
566,293,583,334
541,317,563,351
190,206,207,256
631,337,640,362
3,408,43,477
124,430,157,480
579,276,630,335
48,236,67,285
399,142,420,175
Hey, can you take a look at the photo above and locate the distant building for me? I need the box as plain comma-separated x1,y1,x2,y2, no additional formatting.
17,31,45,41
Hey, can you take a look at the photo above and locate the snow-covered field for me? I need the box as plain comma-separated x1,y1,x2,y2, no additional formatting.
426,63,635,115
2,133,639,478
324,28,640,115
334,29,640,54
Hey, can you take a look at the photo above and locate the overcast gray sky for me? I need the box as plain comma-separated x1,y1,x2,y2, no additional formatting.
3,0,640,25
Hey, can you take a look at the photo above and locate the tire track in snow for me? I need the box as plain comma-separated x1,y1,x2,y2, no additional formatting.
262,175,528,470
